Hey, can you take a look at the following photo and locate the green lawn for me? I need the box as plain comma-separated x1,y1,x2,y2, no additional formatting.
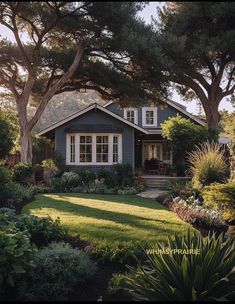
22,193,195,245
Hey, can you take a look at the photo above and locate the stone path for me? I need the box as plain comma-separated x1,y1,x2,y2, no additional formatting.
137,188,167,199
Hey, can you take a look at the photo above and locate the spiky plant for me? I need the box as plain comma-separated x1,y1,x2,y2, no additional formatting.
121,231,235,301
187,141,227,189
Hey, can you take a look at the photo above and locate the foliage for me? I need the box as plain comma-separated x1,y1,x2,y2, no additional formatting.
112,164,134,186
16,215,67,247
0,112,15,158
117,231,235,301
41,158,57,171
91,240,144,265
117,187,138,195
161,115,213,175
0,226,36,291
18,242,97,301
0,208,67,247
0,2,148,162
52,171,80,192
167,180,195,199
12,163,34,184
0,166,11,185
188,141,227,189
129,2,235,129
202,183,235,222
78,168,96,185
172,196,225,229
1,182,37,208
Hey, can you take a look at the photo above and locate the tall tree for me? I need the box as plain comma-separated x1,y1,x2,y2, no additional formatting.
127,2,235,130
0,2,149,162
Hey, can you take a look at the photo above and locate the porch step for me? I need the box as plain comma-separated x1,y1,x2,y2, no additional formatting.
141,176,191,190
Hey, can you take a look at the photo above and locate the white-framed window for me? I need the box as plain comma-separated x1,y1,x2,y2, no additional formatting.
124,108,138,124
66,133,122,165
142,107,157,127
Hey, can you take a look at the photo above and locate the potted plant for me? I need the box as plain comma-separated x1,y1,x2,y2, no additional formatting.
41,158,58,185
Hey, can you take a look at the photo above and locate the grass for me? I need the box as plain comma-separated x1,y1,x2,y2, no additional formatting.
22,193,195,245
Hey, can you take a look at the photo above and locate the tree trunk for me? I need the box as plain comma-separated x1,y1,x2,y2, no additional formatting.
203,100,220,131
20,128,33,163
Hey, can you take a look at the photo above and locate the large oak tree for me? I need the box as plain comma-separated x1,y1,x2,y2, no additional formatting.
0,2,153,163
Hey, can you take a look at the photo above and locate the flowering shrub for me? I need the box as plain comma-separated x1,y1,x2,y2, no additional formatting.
173,196,225,227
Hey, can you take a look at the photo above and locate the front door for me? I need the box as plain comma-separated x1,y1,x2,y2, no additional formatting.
143,142,163,165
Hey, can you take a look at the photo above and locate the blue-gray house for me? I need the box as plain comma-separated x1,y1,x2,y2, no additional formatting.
38,99,205,172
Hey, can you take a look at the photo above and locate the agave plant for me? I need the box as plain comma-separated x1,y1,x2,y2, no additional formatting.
121,231,235,301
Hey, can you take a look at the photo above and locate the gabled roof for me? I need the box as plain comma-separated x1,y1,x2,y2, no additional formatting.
104,99,206,127
37,103,148,136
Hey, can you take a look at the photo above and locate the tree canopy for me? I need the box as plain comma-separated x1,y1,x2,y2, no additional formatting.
128,2,235,129
0,2,154,162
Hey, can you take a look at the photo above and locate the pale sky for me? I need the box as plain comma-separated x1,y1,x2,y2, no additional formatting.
0,1,233,114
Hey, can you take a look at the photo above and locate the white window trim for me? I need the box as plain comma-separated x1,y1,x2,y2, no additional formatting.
123,108,138,125
142,107,157,127
66,133,122,165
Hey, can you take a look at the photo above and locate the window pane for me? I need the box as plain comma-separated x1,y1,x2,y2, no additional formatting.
86,145,92,154
96,136,101,143
146,110,154,125
102,154,108,162
86,136,92,143
80,136,85,143
70,135,75,163
80,136,92,163
96,136,109,163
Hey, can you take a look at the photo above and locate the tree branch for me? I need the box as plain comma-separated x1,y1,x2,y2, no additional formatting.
28,43,85,130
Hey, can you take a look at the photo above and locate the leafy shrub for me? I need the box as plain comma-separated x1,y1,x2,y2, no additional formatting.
188,141,227,189
161,115,214,175
112,164,133,186
0,182,38,212
41,158,58,173
0,227,36,292
117,187,138,195
90,240,145,265
16,215,67,247
18,242,97,301
12,163,34,184
0,209,67,247
117,231,235,301
167,180,194,199
78,168,96,184
0,113,15,158
0,166,11,184
172,196,225,228
52,171,80,192
0,166,12,203
202,182,235,222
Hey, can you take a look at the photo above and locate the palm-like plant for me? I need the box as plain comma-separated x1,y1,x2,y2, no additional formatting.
121,231,235,301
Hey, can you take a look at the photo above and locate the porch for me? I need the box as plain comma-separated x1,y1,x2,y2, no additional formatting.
134,131,173,176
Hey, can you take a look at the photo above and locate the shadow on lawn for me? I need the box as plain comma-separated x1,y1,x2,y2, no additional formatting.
24,194,191,242
49,193,167,211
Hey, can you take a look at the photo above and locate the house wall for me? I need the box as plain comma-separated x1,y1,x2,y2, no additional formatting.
55,108,135,170
106,102,196,129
